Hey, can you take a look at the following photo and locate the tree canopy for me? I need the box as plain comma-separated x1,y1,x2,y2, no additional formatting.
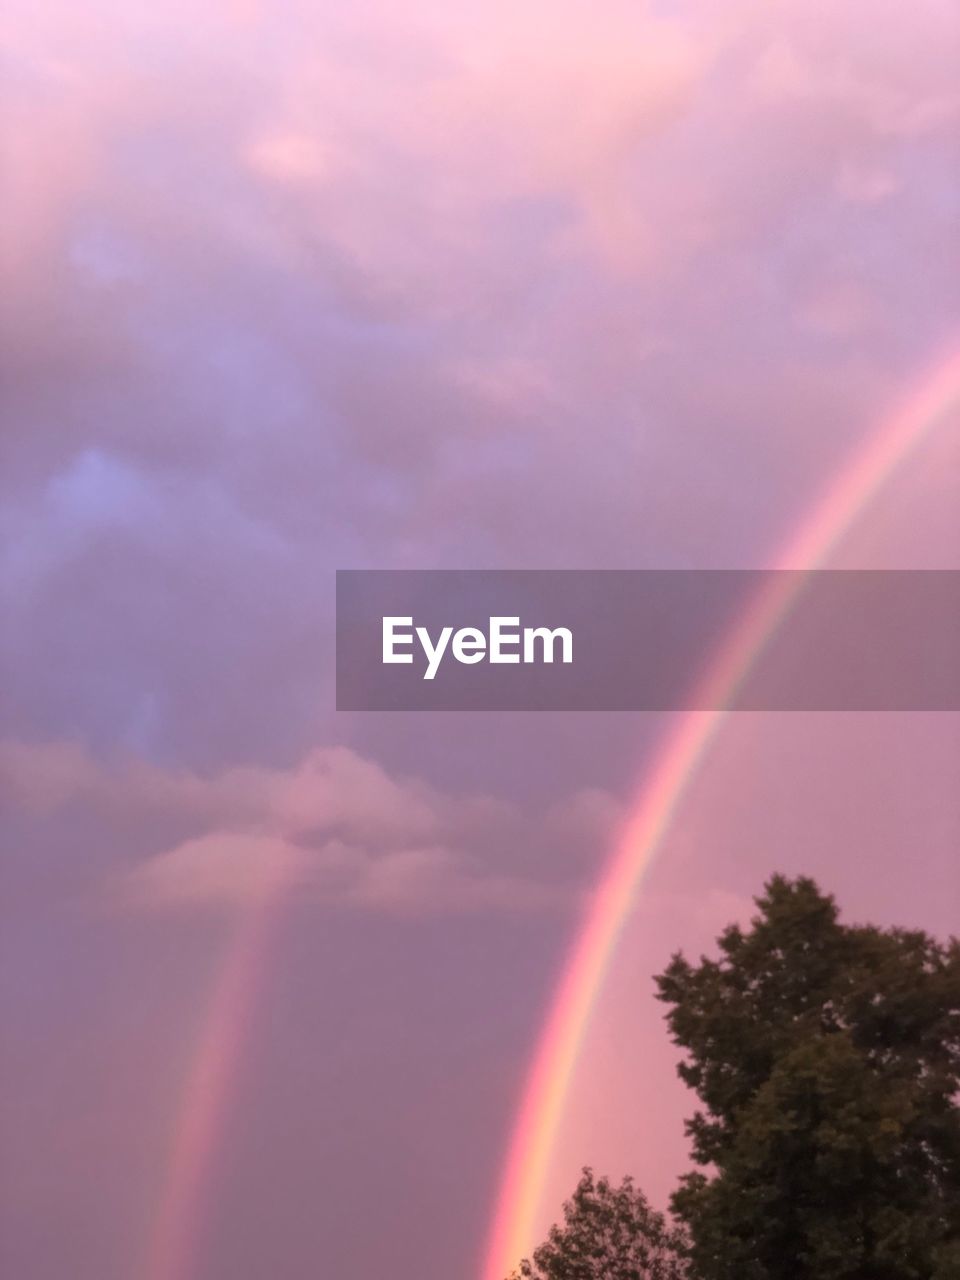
508,1167,689,1280
655,875,960,1280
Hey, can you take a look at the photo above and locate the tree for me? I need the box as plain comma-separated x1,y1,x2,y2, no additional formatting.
655,875,960,1280
508,1167,689,1280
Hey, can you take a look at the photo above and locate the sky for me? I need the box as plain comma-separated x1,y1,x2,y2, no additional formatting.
1,2,959,1279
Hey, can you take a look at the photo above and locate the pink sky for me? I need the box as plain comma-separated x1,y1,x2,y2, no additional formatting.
1,2,958,1278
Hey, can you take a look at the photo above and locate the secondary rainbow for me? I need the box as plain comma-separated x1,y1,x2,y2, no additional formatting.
143,855,296,1280
480,345,960,1280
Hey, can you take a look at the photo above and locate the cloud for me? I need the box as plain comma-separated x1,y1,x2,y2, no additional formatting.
1,0,957,773
119,830,313,907
0,739,616,915
749,11,960,138
228,2,709,273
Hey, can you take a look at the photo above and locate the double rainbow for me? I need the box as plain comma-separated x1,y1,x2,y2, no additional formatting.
143,347,960,1280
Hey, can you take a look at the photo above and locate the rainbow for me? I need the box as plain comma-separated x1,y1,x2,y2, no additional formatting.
142,348,960,1280
143,857,295,1280
480,345,960,1280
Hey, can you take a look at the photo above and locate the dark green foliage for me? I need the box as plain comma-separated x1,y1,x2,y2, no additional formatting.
656,875,960,1280
508,1167,689,1280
